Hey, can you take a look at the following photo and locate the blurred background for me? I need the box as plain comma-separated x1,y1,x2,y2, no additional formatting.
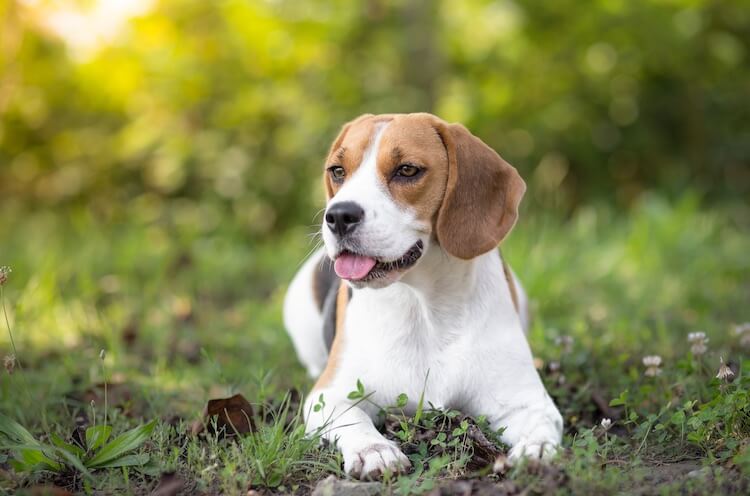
0,0,748,392
2,0,749,224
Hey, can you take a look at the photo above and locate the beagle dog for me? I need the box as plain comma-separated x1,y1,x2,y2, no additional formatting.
284,113,562,479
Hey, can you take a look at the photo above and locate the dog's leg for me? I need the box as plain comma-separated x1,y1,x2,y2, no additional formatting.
476,389,563,462
304,388,411,479
304,282,410,479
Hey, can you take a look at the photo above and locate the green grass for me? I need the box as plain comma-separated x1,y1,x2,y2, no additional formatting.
1,193,749,494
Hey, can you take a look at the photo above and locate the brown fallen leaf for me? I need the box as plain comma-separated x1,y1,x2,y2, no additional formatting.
151,471,184,496
191,393,256,437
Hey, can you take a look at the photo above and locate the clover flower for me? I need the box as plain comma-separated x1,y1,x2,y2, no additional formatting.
643,355,662,377
716,357,734,382
733,323,750,349
688,332,708,356
600,418,613,431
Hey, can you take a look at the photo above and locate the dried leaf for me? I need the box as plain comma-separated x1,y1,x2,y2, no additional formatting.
191,394,256,437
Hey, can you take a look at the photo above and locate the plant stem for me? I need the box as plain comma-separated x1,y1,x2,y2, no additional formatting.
102,358,108,428
1,287,23,374
1,286,33,408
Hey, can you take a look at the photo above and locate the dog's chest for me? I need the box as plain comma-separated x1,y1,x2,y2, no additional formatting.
338,285,482,411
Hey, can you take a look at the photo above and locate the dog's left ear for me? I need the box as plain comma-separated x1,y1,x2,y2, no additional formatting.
433,119,526,260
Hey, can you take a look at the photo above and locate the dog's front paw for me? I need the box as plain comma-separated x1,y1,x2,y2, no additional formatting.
508,439,559,463
343,440,411,480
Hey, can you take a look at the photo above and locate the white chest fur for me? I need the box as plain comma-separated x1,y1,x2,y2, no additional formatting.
334,249,525,414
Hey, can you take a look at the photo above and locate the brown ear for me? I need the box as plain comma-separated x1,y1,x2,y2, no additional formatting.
434,120,526,260
323,114,373,200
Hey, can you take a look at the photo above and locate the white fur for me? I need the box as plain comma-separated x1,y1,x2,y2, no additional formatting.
283,124,562,479
283,253,329,378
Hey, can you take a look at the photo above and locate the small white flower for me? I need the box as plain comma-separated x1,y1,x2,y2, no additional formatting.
716,357,734,381
688,332,709,356
643,355,662,377
600,418,613,431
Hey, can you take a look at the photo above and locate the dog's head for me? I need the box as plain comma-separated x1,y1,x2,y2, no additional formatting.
322,113,525,289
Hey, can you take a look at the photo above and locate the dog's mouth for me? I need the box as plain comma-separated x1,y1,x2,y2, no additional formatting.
333,240,424,282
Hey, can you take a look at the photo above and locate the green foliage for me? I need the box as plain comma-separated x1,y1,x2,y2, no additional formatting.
0,415,155,477
0,0,747,231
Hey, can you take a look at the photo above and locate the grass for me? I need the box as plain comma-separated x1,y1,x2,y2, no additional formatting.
0,192,749,494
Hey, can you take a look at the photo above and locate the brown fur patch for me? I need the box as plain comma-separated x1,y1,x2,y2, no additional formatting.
433,120,526,260
313,281,350,390
376,114,450,225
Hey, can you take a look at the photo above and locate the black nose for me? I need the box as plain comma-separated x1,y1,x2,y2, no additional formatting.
325,201,364,237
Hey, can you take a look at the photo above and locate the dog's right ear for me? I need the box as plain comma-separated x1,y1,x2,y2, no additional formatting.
323,114,373,200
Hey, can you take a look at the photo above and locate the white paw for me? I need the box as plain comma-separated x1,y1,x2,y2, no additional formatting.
508,440,559,463
343,441,411,479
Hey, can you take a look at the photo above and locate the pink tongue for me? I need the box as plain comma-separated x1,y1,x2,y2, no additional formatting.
334,253,377,280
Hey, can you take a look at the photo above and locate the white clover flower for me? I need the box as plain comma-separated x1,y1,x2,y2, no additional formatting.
716,357,734,381
688,332,709,356
643,355,662,377
600,418,613,431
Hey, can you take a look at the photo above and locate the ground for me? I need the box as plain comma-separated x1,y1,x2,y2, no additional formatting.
1,193,749,495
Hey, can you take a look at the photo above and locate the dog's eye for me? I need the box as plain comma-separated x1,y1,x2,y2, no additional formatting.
328,166,346,182
395,164,421,178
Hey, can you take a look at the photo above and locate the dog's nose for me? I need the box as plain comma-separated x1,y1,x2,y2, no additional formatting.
325,202,364,237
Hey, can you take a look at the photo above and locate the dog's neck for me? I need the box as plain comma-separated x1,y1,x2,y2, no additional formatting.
400,243,484,303
356,243,504,334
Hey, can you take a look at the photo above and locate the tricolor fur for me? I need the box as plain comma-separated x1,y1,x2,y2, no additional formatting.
283,113,562,479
